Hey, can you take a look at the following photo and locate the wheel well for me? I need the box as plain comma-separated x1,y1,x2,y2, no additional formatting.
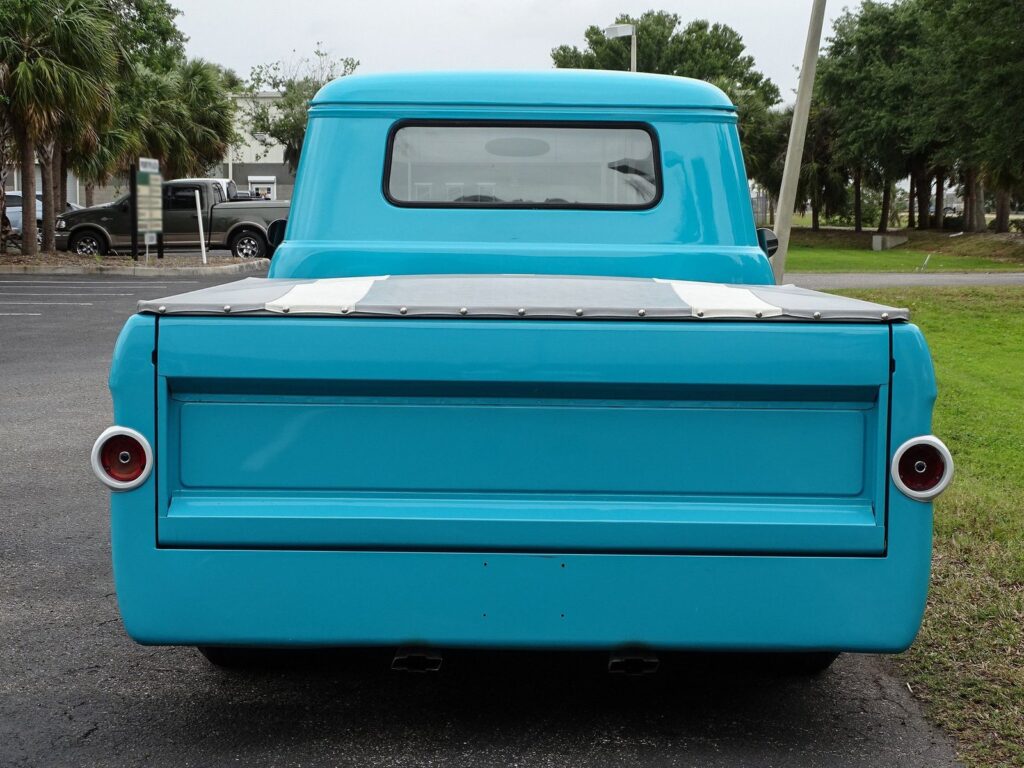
69,226,109,248
229,225,267,245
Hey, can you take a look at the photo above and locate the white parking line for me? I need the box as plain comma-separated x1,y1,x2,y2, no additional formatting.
0,312,41,316
0,301,94,306
0,292,133,297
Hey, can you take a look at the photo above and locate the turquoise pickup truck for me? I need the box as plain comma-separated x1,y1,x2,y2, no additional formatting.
92,71,952,673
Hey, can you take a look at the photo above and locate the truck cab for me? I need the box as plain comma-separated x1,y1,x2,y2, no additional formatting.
93,72,952,670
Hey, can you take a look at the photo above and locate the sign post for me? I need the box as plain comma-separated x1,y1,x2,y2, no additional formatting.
194,190,207,265
136,158,162,263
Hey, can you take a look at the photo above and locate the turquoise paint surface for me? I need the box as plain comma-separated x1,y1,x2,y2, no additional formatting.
105,72,938,651
270,72,771,284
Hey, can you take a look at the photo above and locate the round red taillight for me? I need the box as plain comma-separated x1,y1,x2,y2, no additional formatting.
91,427,153,491
891,436,953,501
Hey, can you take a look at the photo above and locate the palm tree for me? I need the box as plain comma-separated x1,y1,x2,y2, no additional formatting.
0,0,116,255
173,59,237,177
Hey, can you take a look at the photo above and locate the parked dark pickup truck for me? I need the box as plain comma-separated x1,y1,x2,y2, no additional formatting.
55,179,289,259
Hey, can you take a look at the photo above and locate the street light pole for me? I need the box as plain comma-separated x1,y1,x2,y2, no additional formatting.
771,0,828,283
603,23,637,73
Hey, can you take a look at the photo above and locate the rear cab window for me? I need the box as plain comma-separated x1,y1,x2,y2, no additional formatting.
386,122,661,209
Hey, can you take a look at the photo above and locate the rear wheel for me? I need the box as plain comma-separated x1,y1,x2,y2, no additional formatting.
68,229,108,256
230,229,267,259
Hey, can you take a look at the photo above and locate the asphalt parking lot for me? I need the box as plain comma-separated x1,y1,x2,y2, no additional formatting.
0,274,962,768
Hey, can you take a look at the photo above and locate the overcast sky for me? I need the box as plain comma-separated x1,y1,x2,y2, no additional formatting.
173,0,856,103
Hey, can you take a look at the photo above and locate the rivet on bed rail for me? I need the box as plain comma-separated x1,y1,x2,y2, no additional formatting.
813,311,821,320
341,306,350,314
696,310,704,317
399,306,408,315
637,308,646,317
575,308,584,317
881,312,890,320
223,305,231,313
459,307,468,316
157,305,166,314
755,311,763,318
517,308,526,317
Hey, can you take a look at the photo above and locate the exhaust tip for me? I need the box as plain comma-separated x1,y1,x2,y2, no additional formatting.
608,652,660,675
392,648,443,673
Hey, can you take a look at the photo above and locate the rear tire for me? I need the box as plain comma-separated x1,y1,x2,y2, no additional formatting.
230,229,267,259
68,229,108,256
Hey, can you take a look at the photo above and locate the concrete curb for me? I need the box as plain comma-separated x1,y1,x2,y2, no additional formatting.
0,259,270,277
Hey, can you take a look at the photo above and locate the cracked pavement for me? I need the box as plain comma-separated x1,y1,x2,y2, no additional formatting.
0,274,963,767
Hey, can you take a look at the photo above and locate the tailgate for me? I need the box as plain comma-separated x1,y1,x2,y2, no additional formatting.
155,317,891,555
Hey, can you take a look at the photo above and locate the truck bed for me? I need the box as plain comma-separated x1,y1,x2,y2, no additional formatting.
142,275,903,557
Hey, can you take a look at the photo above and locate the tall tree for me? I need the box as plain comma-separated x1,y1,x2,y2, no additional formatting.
241,46,358,174
551,12,779,106
551,12,781,204
928,0,1023,232
800,99,848,231
818,2,922,233
0,0,116,255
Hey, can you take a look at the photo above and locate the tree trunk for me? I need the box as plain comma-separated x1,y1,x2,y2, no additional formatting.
971,175,987,232
935,171,945,229
964,169,975,230
58,148,69,211
811,198,820,230
908,176,916,229
39,143,56,253
0,167,7,253
853,169,862,232
85,182,95,208
917,172,931,230
995,189,1011,233
17,129,37,256
877,180,891,234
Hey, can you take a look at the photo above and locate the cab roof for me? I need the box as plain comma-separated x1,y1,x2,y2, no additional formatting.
311,70,735,111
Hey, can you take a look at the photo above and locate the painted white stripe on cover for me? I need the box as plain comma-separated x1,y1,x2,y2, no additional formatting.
655,280,782,318
265,276,388,314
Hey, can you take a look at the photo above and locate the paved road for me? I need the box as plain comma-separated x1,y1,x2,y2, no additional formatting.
0,274,961,768
788,270,1024,289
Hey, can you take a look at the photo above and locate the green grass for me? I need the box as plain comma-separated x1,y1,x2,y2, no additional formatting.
840,287,1024,768
785,228,1024,273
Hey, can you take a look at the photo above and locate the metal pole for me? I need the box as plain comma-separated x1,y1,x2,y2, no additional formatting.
630,31,637,72
157,231,164,259
129,163,138,261
194,189,207,265
771,0,827,284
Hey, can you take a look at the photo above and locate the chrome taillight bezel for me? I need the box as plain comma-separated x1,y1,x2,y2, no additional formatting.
91,426,153,491
891,435,954,501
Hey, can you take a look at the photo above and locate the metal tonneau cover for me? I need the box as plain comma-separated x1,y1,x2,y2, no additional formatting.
138,274,908,322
